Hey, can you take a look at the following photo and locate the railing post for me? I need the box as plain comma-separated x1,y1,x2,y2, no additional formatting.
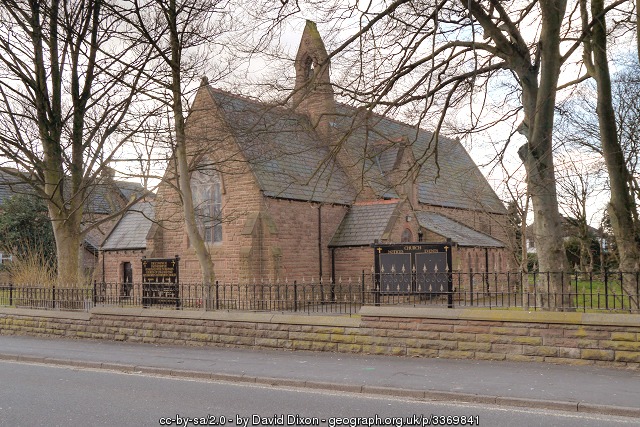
361,270,365,305
93,280,97,307
293,280,298,312
636,271,640,310
574,272,578,310
589,272,594,310
469,268,474,306
604,269,609,310
215,281,219,310
447,271,453,309
9,283,13,306
52,285,56,309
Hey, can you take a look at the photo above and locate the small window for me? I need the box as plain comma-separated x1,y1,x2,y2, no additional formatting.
401,228,413,243
0,252,12,265
304,56,315,80
191,169,223,243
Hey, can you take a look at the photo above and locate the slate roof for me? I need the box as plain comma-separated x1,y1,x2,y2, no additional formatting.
329,201,399,247
81,181,146,215
204,88,505,214
334,108,507,214
415,211,504,248
102,201,155,250
0,169,34,201
208,88,356,204
0,169,146,215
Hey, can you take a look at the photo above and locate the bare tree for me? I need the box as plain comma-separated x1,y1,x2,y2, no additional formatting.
114,0,238,287
558,63,640,245
266,1,573,308
580,0,640,273
556,152,605,272
0,1,154,284
501,165,531,273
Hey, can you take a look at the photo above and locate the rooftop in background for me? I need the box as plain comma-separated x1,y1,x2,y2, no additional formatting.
101,201,155,251
0,168,148,215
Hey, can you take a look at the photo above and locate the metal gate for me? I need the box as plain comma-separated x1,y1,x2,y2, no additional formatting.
373,243,453,307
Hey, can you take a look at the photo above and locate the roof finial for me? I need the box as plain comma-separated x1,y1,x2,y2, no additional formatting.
200,75,209,86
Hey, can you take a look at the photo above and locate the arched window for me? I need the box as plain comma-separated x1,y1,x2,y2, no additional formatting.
304,56,315,80
401,228,412,243
191,168,222,243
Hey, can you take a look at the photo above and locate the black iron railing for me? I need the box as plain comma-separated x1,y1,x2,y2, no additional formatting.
1,271,639,314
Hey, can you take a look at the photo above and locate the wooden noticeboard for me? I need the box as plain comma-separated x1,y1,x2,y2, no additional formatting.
141,256,180,307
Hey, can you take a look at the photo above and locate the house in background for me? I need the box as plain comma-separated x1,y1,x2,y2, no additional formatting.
525,218,600,255
0,168,146,277
96,21,510,285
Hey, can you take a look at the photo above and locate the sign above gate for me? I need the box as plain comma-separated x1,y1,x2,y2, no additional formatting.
141,257,179,284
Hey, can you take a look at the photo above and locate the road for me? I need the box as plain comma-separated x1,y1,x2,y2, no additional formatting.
0,361,635,427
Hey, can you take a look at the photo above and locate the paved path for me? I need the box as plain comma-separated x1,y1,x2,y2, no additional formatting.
0,335,639,418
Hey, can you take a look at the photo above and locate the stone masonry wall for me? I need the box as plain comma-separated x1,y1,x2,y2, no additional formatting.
1,307,638,369
99,249,147,284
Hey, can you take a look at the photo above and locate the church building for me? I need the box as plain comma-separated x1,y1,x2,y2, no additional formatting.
97,21,509,285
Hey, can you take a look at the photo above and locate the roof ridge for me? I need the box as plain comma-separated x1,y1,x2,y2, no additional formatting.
335,102,459,143
353,199,400,206
206,85,304,118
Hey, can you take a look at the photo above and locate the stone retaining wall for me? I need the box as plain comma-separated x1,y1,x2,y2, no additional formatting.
1,307,638,369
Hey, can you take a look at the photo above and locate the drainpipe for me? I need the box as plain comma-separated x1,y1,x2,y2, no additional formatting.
331,247,336,302
101,249,105,284
485,247,489,293
331,247,336,284
318,204,323,279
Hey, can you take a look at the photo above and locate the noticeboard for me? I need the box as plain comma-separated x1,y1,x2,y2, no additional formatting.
373,243,453,307
141,256,180,307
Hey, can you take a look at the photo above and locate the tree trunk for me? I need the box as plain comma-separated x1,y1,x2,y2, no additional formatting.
520,193,530,274
588,0,639,307
168,0,215,293
518,0,571,310
50,210,83,286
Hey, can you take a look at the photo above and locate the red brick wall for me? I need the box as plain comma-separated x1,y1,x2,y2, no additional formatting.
260,199,347,281
99,249,147,284
149,86,266,283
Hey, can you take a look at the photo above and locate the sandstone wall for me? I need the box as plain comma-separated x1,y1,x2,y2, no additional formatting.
1,307,638,369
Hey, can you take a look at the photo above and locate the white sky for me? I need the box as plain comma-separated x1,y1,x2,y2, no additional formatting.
114,4,635,229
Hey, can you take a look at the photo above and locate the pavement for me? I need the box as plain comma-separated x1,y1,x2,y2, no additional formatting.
0,334,639,418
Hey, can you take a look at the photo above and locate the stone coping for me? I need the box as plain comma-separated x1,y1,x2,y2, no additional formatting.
358,306,640,327
0,307,90,321
90,307,361,328
2,305,639,328
1,306,360,328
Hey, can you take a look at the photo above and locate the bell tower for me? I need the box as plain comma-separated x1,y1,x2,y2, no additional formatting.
293,20,336,140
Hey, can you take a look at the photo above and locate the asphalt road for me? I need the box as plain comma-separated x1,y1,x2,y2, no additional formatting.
2,334,639,413
0,361,636,427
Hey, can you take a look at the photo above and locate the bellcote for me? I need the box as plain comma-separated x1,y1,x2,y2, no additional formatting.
293,21,336,136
